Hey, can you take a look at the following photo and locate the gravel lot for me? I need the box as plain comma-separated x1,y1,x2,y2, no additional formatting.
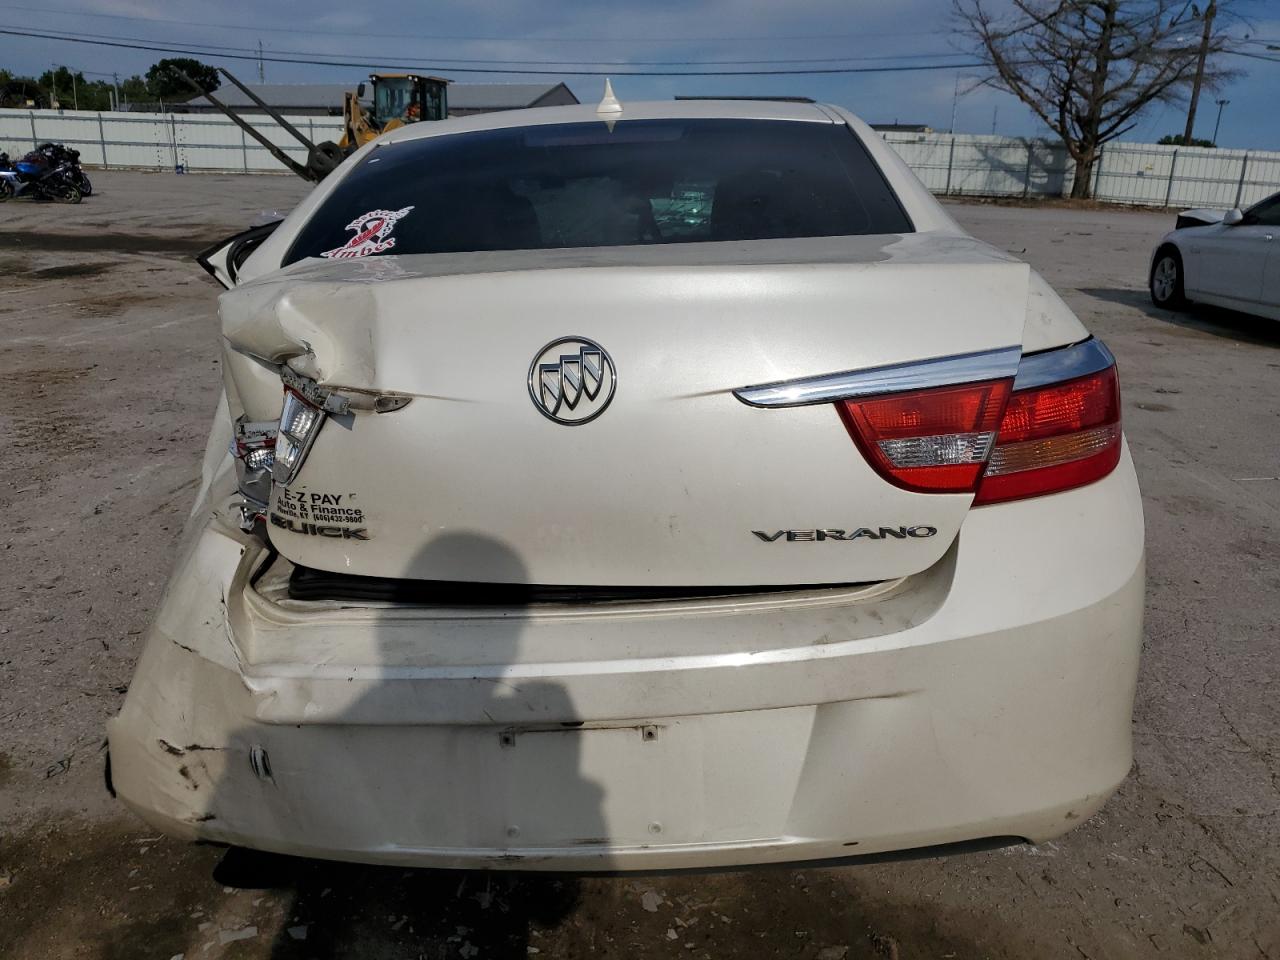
1,172,1277,960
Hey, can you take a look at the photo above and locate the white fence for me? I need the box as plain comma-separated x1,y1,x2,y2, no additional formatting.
883,132,1280,209
3,108,1279,209
0,107,344,174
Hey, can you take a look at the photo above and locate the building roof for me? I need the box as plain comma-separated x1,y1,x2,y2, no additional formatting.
871,123,933,134
208,83,366,110
448,82,575,110
199,81,576,112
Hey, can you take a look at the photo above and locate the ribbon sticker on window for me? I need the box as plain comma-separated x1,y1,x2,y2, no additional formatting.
321,206,415,259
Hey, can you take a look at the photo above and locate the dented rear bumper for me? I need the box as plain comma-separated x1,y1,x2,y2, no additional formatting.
107,449,1144,871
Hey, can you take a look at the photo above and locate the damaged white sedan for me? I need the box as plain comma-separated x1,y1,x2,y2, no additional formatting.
108,96,1144,871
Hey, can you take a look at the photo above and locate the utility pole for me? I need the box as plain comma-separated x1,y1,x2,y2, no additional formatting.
112,72,120,112
49,62,58,109
258,40,265,83
1212,98,1229,145
71,70,78,110
950,74,960,133
1182,0,1217,143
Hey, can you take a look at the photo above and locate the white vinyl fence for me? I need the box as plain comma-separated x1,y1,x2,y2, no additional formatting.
3,107,1279,209
882,132,1280,209
0,107,344,175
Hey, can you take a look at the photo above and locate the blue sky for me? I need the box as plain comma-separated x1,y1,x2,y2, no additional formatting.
3,0,1279,149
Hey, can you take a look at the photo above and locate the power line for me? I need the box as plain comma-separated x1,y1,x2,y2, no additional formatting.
0,27,997,76
6,24,965,67
10,23,1270,80
0,2,944,45
1228,49,1280,63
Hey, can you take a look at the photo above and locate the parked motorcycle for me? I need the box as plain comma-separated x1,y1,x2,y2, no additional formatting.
0,150,82,203
0,153,14,201
34,142,92,196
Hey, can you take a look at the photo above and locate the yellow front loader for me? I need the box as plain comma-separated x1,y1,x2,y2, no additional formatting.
186,68,450,182
339,74,450,150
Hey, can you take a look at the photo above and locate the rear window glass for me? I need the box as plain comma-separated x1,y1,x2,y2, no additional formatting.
284,119,912,264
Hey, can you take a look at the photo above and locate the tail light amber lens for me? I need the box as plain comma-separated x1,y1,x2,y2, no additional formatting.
973,365,1121,504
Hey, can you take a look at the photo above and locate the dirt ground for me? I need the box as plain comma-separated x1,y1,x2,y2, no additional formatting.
1,172,1277,960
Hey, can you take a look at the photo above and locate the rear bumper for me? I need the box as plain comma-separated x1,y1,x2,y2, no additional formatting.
108,448,1145,871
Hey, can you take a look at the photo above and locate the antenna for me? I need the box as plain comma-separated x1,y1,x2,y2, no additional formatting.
597,78,622,116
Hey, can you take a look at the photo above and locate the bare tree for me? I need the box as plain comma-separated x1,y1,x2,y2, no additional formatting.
954,0,1238,197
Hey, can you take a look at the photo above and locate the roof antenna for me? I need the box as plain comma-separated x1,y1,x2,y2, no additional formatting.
597,78,623,117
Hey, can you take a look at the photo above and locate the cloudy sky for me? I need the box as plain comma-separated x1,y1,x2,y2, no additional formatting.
3,0,1279,149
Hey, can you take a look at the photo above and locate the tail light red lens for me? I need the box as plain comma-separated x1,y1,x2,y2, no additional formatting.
836,359,1121,503
837,379,1013,493
974,365,1121,505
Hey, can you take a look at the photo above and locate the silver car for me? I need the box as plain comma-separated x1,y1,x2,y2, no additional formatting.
108,96,1145,871
1150,190,1280,320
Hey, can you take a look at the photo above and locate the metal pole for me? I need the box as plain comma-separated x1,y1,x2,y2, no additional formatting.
211,68,316,151
180,73,315,180
1165,150,1178,207
1212,99,1229,145
1234,153,1249,209
72,71,78,111
98,113,108,168
944,137,956,196
1183,0,1217,143
1023,141,1034,198
28,110,37,151
1092,147,1104,200
241,125,249,171
170,113,179,171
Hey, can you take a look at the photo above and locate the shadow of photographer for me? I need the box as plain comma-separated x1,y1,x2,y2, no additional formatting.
208,532,603,958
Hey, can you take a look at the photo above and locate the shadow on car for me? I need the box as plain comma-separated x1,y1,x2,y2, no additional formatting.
1079,287,1280,347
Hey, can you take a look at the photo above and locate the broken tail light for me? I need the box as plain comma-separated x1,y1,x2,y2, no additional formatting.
273,389,326,485
230,419,278,511
230,371,347,516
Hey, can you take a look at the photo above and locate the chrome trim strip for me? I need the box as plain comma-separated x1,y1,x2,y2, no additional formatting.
733,346,1022,408
1012,338,1114,391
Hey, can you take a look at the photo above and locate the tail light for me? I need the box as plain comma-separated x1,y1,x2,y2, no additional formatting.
974,363,1120,505
229,371,348,520
735,339,1121,505
837,379,1012,493
833,340,1120,503
230,419,277,514
273,389,326,484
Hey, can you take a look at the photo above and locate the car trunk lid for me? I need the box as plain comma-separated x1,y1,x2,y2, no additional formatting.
222,233,1030,587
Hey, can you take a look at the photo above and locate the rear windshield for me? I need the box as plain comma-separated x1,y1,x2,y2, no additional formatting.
284,118,912,264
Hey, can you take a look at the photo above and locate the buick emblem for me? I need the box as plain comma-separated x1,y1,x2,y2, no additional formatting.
528,337,616,425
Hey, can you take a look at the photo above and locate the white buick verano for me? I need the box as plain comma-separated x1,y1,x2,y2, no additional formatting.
108,96,1144,871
